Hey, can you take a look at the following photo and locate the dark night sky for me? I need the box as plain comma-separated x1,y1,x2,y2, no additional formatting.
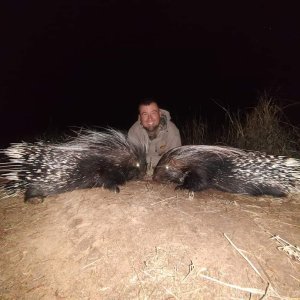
1,1,300,146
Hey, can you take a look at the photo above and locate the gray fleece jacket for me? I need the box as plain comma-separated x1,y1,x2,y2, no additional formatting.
128,109,181,170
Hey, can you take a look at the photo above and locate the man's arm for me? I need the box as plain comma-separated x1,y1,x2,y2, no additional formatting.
166,122,182,150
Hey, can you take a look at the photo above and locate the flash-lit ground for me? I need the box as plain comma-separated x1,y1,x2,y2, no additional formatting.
1,180,300,299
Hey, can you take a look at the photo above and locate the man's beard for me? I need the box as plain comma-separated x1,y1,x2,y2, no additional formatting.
145,125,159,140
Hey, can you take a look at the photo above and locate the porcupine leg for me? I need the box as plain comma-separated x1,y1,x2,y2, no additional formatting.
92,173,122,193
102,182,120,193
77,159,124,193
24,185,46,204
175,169,210,192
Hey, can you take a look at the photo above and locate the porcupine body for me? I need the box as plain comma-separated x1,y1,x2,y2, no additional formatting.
0,128,147,202
152,145,300,197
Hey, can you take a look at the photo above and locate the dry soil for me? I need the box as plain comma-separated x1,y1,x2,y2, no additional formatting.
1,180,300,299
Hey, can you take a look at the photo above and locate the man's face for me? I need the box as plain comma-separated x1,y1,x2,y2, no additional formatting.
139,102,161,132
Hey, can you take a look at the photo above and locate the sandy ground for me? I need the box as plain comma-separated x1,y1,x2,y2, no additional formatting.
0,180,300,300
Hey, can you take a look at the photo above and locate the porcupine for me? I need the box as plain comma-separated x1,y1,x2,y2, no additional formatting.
0,128,147,202
152,145,300,197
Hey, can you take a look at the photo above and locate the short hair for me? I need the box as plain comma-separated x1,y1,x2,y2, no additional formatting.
138,97,159,108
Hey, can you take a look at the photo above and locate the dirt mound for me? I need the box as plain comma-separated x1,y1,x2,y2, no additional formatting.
1,180,300,299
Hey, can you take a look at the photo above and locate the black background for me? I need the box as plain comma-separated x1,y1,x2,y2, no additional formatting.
1,1,300,146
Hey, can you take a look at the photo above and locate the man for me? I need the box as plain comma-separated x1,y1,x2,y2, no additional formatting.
128,98,181,174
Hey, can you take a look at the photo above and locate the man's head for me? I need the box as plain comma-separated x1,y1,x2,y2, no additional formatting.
138,98,161,133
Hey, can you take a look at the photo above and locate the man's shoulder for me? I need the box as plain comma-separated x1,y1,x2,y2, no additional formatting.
128,121,143,134
166,120,180,132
